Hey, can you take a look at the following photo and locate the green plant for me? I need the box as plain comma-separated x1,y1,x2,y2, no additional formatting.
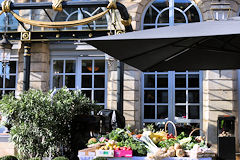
0,88,100,159
93,158,107,160
28,158,41,160
52,156,69,160
0,155,18,160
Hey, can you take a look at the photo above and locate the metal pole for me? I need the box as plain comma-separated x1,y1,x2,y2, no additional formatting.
117,60,124,115
23,42,31,91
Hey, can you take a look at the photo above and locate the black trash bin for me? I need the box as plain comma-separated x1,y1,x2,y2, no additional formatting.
70,115,101,160
217,115,236,160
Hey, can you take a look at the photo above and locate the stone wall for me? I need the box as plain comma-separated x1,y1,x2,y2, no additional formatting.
203,70,239,151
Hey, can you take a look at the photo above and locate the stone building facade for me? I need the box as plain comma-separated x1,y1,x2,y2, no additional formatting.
0,0,239,154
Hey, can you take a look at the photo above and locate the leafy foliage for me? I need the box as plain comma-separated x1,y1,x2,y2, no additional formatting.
0,155,18,160
93,158,107,160
104,128,147,156
0,88,100,159
52,156,69,160
28,158,41,160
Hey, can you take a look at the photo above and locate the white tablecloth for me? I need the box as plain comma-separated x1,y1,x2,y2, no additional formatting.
78,156,212,160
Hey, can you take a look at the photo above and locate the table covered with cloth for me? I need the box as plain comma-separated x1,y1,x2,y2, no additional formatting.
78,156,212,160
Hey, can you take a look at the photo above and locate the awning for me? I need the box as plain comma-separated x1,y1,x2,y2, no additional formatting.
82,18,240,71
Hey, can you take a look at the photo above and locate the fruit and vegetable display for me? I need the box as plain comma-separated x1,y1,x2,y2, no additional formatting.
79,121,215,159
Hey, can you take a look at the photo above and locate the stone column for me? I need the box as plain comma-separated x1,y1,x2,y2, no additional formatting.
107,60,142,129
16,42,50,94
203,70,238,151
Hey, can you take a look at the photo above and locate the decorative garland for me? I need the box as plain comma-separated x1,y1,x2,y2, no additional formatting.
0,0,116,28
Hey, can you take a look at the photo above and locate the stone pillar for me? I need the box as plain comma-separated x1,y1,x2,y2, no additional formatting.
16,42,50,94
203,70,238,151
107,60,142,129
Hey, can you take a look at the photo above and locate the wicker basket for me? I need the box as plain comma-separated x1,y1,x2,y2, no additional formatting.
189,128,208,142
164,121,177,136
189,128,204,136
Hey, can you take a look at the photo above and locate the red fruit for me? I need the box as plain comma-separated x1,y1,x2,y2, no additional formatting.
120,147,124,150
136,134,142,139
127,147,131,150
123,147,127,150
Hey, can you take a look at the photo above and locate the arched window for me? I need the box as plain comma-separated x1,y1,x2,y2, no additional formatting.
141,0,202,29
54,7,109,30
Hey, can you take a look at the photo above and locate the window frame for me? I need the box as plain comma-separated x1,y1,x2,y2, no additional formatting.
50,56,108,107
141,71,203,130
0,60,18,97
141,0,203,29
53,7,110,30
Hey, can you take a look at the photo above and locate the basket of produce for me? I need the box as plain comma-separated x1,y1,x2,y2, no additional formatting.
184,128,215,158
139,123,215,160
78,125,215,160
164,121,177,138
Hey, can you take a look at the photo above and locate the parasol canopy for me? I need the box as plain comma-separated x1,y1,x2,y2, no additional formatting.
82,18,240,71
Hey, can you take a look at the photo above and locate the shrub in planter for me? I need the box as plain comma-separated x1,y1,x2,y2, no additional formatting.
0,155,18,160
52,156,69,160
0,88,101,159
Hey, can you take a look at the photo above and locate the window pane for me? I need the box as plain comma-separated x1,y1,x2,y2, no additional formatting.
94,75,105,88
65,75,75,88
188,90,199,103
158,10,169,24
144,105,155,119
144,74,155,88
175,90,186,103
144,90,155,103
174,0,191,10
175,74,186,88
144,0,168,24
189,105,199,119
175,105,186,118
94,60,105,73
53,75,63,88
189,74,199,88
66,60,76,73
82,75,92,88
94,90,104,103
5,90,14,95
185,6,200,23
53,60,63,73
174,10,186,23
9,61,16,73
157,74,168,88
82,90,92,100
157,90,168,103
5,76,15,88
157,105,168,119
175,123,200,135
82,60,92,73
